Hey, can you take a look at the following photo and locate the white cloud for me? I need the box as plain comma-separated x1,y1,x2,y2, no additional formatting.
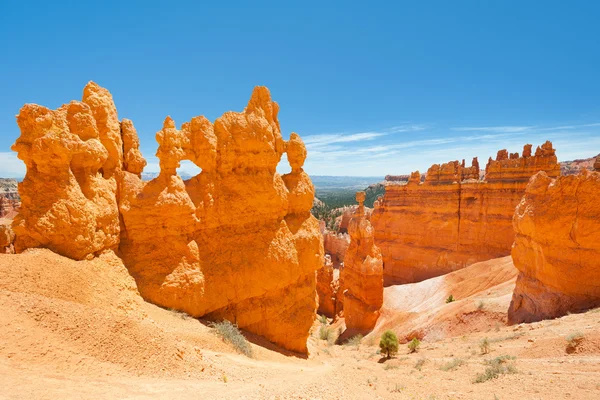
0,152,25,178
451,126,533,133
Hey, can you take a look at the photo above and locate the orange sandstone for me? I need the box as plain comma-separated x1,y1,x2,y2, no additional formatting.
342,191,383,334
508,170,600,324
11,83,323,353
372,142,560,285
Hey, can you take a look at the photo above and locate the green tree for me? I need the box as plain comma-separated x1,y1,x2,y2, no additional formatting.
379,330,399,358
408,337,421,353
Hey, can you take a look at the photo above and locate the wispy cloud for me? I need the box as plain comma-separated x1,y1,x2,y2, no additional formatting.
537,122,600,131
451,126,533,133
303,124,428,150
303,132,386,147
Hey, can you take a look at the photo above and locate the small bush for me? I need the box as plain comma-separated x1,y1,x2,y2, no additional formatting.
379,330,399,358
345,334,363,347
211,320,253,358
479,337,490,355
446,294,455,303
319,325,330,340
318,314,328,324
474,355,517,383
440,358,465,371
408,338,421,353
414,358,426,371
477,300,485,310
566,332,584,351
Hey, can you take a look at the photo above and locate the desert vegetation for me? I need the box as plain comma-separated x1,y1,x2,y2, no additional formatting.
211,320,253,358
379,330,399,358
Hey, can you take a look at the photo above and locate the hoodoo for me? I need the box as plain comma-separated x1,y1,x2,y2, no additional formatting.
372,142,560,285
508,169,600,323
10,82,323,353
341,191,383,334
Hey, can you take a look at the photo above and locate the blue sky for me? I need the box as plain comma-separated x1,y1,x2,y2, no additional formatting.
1,1,599,178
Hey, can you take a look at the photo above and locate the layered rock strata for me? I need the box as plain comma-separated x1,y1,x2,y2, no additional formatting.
341,192,383,334
0,179,21,218
372,142,560,285
11,83,323,353
508,170,600,323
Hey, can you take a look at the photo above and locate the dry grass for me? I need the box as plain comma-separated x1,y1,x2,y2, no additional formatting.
211,320,253,358
479,337,491,355
440,358,465,371
473,356,517,383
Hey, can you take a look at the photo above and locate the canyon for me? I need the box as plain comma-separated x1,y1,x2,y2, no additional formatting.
371,142,560,285
2,83,600,399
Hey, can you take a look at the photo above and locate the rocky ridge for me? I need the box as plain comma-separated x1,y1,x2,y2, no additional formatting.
372,142,560,285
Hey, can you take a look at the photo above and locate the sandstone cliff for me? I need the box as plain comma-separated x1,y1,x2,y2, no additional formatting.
11,83,323,353
508,170,600,323
372,142,560,285
341,192,383,334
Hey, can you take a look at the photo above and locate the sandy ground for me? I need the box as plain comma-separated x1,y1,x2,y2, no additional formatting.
1,250,599,399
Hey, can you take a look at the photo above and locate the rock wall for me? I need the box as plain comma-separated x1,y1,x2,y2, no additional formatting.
372,142,560,285
341,192,383,334
11,83,323,353
508,170,600,323
0,179,21,218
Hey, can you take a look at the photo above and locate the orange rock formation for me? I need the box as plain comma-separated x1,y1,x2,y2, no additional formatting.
11,83,323,353
316,231,349,317
342,192,383,334
0,222,15,254
372,142,560,285
508,170,600,324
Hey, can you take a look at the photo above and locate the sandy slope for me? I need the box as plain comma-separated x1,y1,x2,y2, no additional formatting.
1,250,599,399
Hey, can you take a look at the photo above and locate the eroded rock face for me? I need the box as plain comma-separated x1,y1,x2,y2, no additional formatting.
342,192,383,334
372,143,560,285
0,222,15,254
11,85,129,260
317,255,338,317
12,83,323,354
508,170,600,323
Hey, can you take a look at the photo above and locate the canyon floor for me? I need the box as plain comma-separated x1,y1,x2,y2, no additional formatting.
1,250,599,400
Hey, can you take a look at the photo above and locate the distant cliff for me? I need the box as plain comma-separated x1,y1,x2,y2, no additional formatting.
371,141,560,285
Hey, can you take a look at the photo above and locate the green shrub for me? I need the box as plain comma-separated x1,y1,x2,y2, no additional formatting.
408,337,421,353
211,320,253,358
446,295,455,303
319,324,331,340
379,330,399,358
473,355,517,383
318,314,328,324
